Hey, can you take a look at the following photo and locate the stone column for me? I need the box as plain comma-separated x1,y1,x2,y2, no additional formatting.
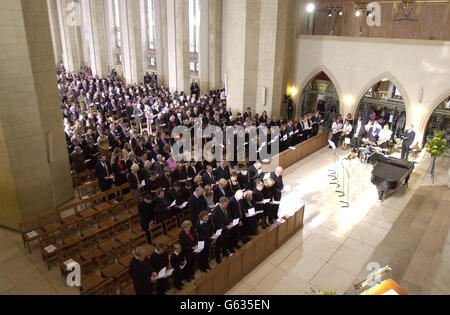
166,0,190,93
226,0,261,114
208,0,223,90
120,0,144,85
255,0,289,118
155,0,169,87
47,0,63,66
0,0,74,230
57,0,84,71
198,0,209,93
80,0,109,77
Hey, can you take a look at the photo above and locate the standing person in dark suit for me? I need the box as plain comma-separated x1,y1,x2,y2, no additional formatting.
252,180,267,229
187,187,207,224
138,194,155,244
248,161,263,190
170,243,187,290
178,220,197,281
213,179,231,204
270,167,284,222
211,197,234,264
129,246,157,295
311,111,322,137
95,155,113,191
149,244,169,295
237,169,249,191
214,161,231,181
84,140,100,170
196,211,213,272
353,116,365,149
202,164,216,186
241,191,257,236
228,190,248,249
153,188,173,223
401,124,416,160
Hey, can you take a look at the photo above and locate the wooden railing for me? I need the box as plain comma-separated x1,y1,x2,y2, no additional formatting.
178,205,305,295
276,131,330,170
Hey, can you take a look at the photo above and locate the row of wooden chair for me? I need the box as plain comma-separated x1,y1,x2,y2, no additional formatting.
19,183,132,254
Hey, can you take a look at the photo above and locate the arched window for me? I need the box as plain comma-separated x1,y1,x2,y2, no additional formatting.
112,0,122,64
143,0,157,71
146,0,156,50
189,0,200,77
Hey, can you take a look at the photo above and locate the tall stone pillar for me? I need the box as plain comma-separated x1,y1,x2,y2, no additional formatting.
47,0,63,65
226,0,261,114
155,0,169,87
208,0,223,90
166,0,190,93
255,0,289,118
80,0,109,77
57,0,84,71
120,0,144,85
0,0,74,230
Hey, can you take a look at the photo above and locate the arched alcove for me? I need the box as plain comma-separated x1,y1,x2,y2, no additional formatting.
423,95,450,143
297,70,341,129
354,78,407,139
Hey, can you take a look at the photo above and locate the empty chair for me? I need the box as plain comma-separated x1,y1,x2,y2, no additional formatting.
79,260,106,294
39,210,62,233
164,216,182,241
97,227,120,252
39,232,61,270
79,234,104,262
149,223,176,247
19,217,45,254
60,222,82,246
98,249,126,279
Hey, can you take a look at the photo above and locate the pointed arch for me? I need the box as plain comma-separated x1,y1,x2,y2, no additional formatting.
298,66,343,101
353,71,411,119
421,87,450,144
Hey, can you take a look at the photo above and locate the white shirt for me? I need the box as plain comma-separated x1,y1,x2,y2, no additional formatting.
343,124,352,135
378,129,392,143
332,122,343,134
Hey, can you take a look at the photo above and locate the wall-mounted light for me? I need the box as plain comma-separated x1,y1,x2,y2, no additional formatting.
328,8,332,17
355,10,361,17
344,95,356,106
306,3,315,13
338,10,343,16
287,86,299,97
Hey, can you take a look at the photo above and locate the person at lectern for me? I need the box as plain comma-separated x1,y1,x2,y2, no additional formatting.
401,124,415,160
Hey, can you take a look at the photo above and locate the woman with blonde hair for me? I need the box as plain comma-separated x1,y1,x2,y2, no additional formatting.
170,243,187,290
263,178,275,225
203,185,214,209
127,163,141,202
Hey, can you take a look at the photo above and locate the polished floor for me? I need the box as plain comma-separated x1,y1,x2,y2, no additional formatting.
226,146,450,295
0,146,448,295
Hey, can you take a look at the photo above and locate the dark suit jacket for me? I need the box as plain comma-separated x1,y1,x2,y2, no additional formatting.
213,185,231,204
187,194,207,223
212,204,231,230
202,171,216,186
179,229,198,258
227,196,243,221
196,220,214,242
402,130,416,148
214,166,231,181
270,173,283,201
138,200,155,230
95,161,113,190
129,257,154,295
149,251,169,273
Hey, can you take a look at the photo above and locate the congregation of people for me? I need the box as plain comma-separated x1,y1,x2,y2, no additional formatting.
57,65,299,295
